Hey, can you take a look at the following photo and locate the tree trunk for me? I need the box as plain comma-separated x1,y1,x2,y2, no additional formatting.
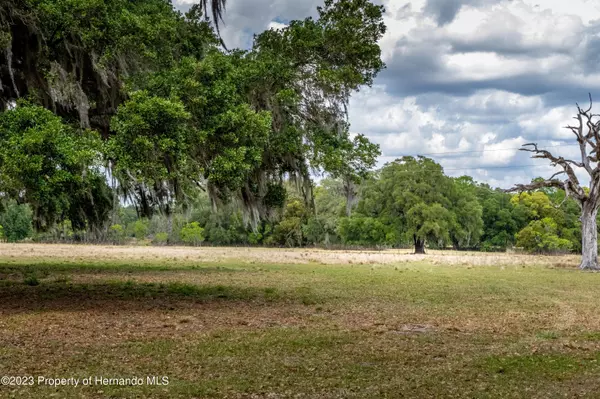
452,238,459,251
580,203,599,270
343,177,357,217
414,235,425,254
167,212,173,237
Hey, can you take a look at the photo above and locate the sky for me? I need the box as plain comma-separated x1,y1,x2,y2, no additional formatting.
174,0,600,189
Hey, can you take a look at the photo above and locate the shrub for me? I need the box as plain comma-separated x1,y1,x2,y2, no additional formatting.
180,222,205,246
303,217,326,245
132,219,149,240
153,232,169,245
248,232,263,245
206,225,231,245
109,224,126,244
273,217,303,247
23,275,40,286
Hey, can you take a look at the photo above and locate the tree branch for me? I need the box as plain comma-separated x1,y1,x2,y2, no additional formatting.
554,180,571,209
520,143,583,185
506,142,587,201
503,179,565,194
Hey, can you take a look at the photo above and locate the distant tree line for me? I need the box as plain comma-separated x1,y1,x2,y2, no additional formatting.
1,156,583,254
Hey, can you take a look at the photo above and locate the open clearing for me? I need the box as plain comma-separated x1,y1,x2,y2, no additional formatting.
0,244,599,398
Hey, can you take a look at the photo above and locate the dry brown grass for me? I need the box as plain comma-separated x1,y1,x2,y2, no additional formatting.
0,242,580,267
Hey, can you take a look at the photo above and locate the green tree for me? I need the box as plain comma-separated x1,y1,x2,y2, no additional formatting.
406,203,453,251
1,202,33,242
203,208,248,245
0,103,111,231
511,191,557,220
273,198,307,247
337,216,388,246
450,177,484,249
314,133,380,216
305,178,347,245
1,0,387,236
356,157,467,253
511,188,581,253
475,184,526,250
109,91,191,217
1,0,216,129
237,0,386,224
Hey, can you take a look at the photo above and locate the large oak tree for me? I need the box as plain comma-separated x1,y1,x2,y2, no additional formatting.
354,157,482,253
0,0,385,232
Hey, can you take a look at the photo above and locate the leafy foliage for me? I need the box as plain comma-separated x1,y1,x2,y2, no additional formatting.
152,232,169,245
109,224,126,244
272,199,307,247
338,216,388,246
1,202,33,242
516,218,573,253
0,0,216,128
109,91,191,216
0,103,110,231
354,157,473,252
450,177,484,249
180,222,205,246
0,0,387,232
132,219,149,241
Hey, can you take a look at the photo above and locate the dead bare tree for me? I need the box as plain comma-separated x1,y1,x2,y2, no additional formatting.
507,94,600,270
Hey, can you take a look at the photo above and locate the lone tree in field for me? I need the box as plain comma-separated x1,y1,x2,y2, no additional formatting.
509,95,600,270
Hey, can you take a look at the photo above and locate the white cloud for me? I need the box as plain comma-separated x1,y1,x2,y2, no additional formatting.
267,21,288,30
481,137,527,165
518,106,575,140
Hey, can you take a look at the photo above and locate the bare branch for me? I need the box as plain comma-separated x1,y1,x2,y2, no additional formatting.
503,179,565,193
554,181,571,209
520,143,584,184
576,93,593,115
562,111,595,174
549,171,566,180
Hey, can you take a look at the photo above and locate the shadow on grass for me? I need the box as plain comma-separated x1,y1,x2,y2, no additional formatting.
0,261,243,277
0,280,309,312
482,352,600,378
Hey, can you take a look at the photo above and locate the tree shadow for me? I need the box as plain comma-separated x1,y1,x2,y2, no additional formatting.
0,280,290,312
0,262,245,284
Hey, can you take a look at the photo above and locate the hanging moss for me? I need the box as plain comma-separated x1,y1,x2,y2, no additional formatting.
0,29,10,50
0,0,216,128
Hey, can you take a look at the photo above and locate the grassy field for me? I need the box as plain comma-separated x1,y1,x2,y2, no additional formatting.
0,244,599,398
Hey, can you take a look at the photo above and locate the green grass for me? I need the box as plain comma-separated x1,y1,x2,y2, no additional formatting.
2,253,600,398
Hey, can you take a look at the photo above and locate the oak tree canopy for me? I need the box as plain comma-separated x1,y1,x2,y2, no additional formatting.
0,0,385,230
